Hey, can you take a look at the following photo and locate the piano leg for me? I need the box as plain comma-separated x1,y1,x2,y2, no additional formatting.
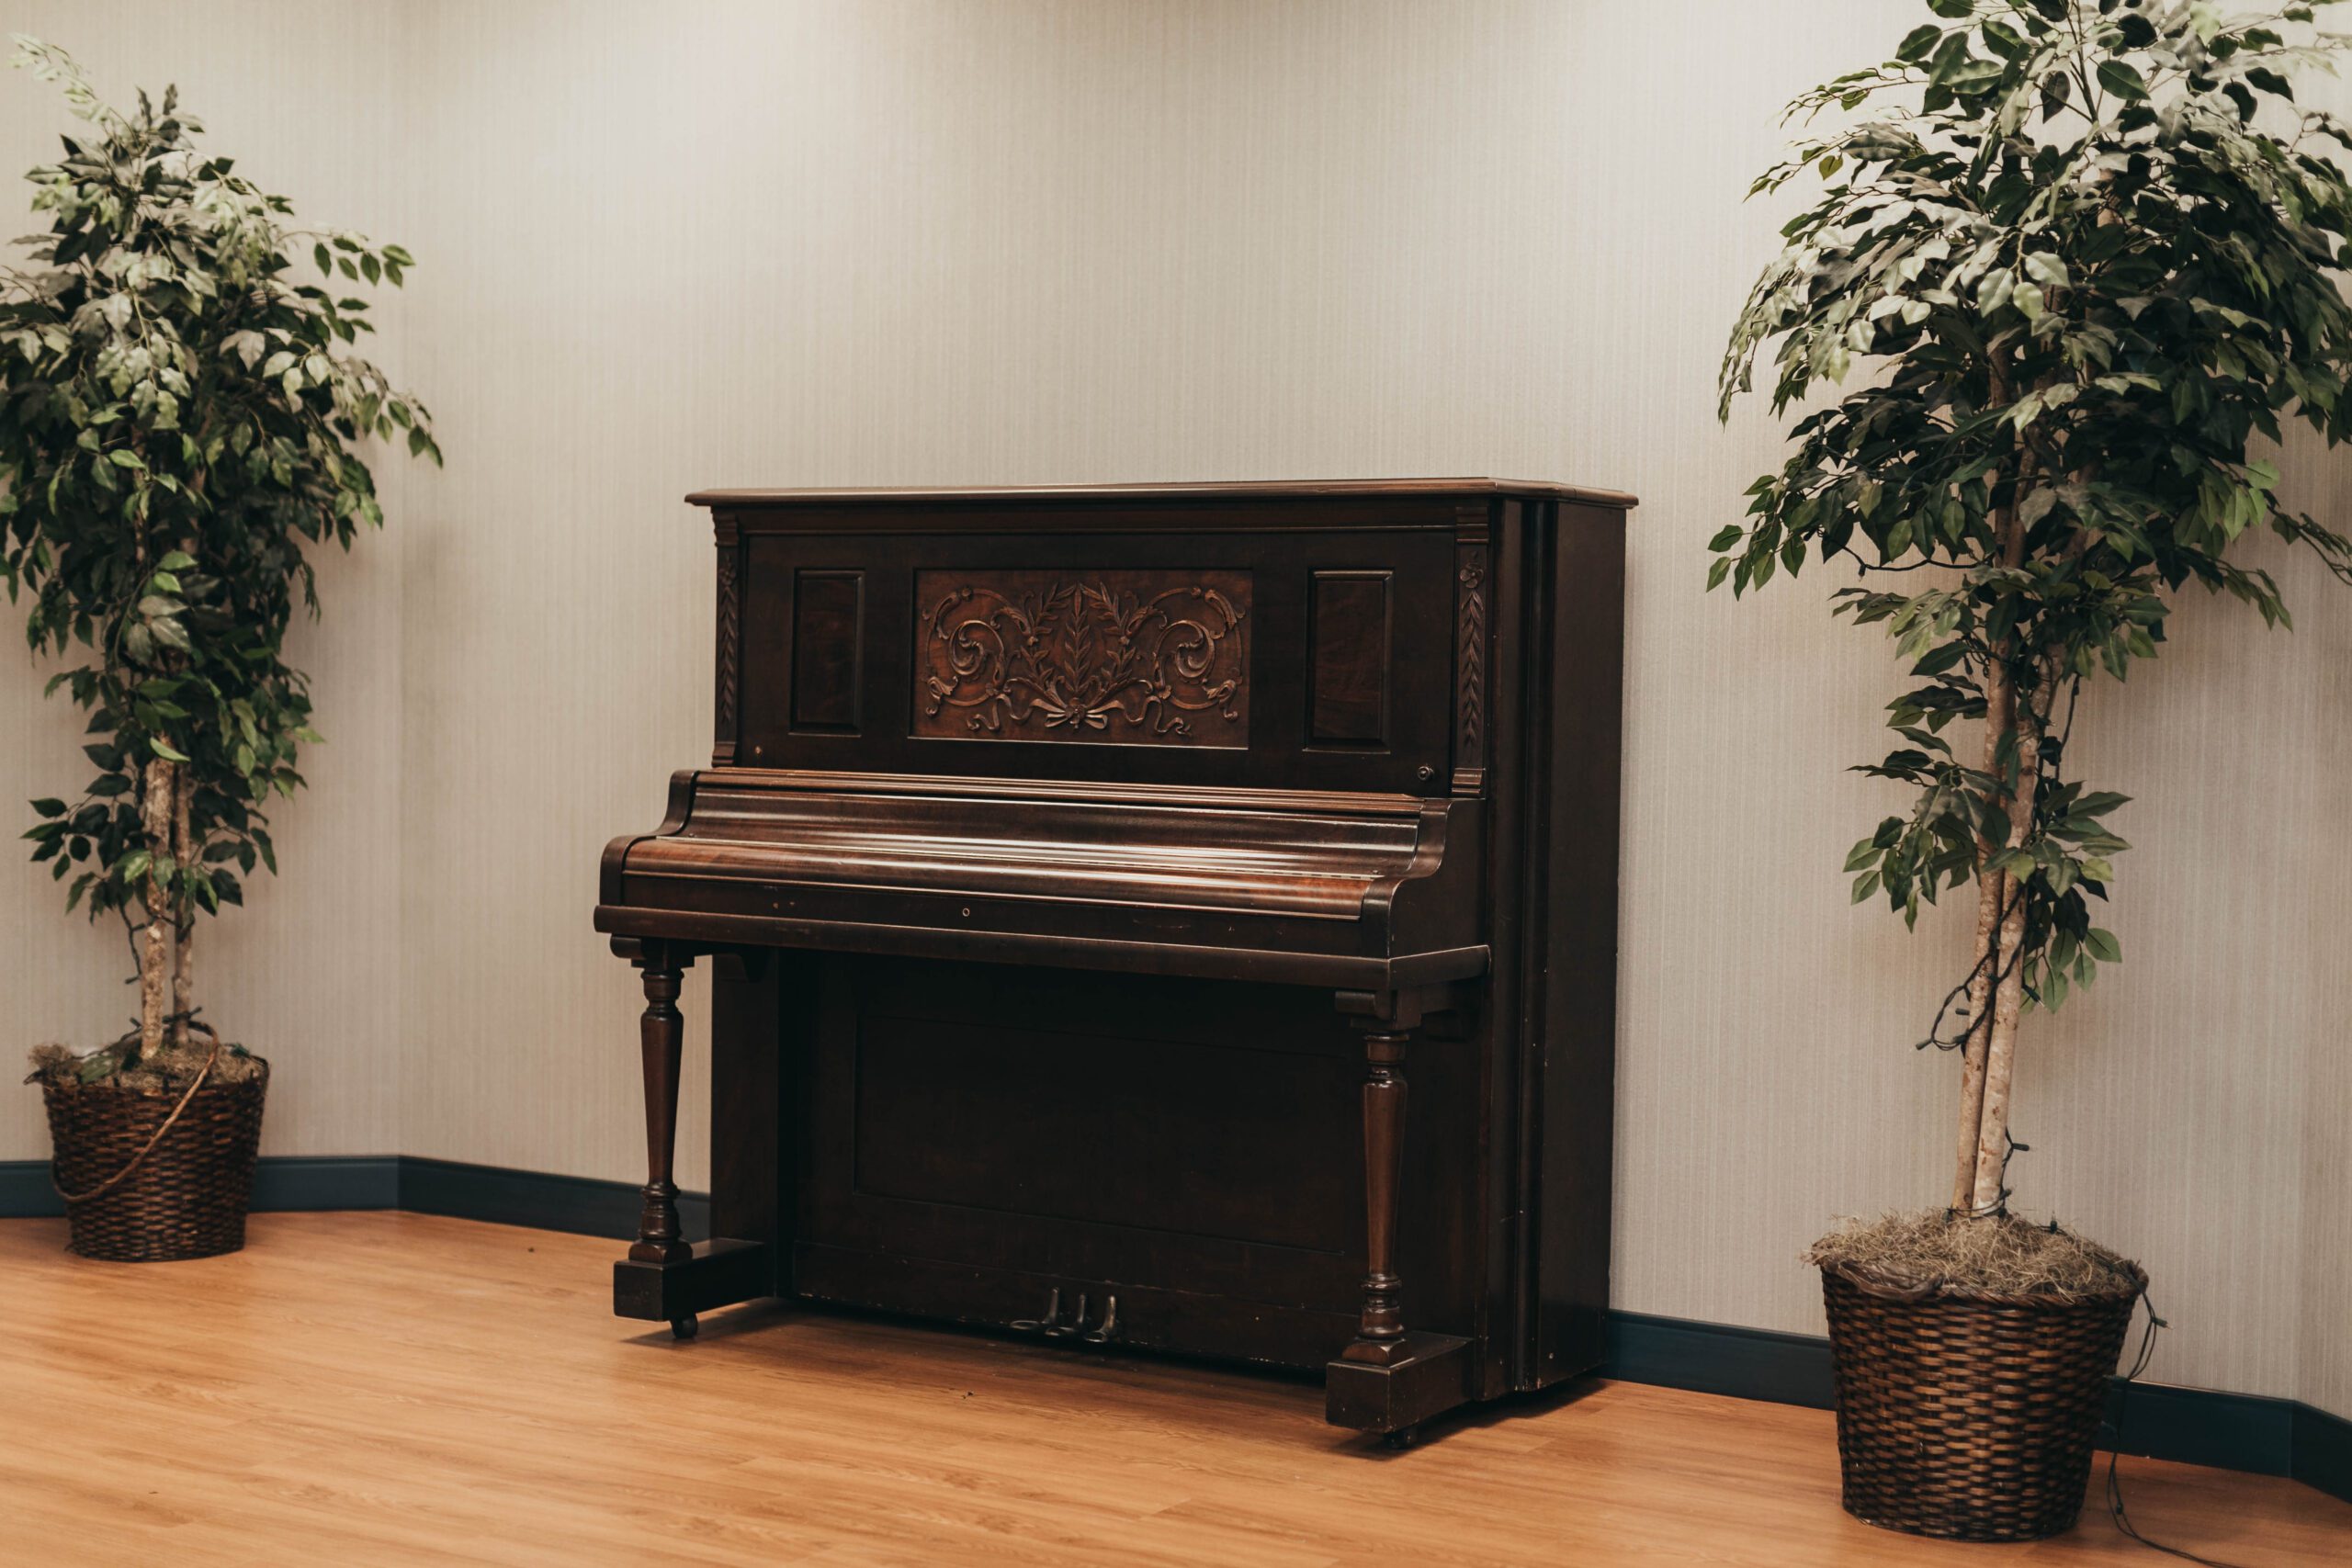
1326,1018,1474,1438
630,953,694,1267
1348,1027,1412,1359
611,942,776,1337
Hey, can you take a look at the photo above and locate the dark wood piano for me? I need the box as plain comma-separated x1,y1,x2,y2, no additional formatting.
594,479,1630,1442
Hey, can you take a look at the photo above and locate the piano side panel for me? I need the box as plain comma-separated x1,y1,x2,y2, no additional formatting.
1474,500,1542,1401
1529,502,1627,1388
729,514,1455,795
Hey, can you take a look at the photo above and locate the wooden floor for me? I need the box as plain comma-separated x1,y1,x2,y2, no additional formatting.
1,1213,2344,1566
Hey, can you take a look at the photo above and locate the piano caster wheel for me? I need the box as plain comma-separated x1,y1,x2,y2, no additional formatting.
1383,1426,1419,1450
670,1314,699,1341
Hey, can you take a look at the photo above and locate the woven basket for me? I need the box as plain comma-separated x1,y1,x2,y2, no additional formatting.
40,1061,268,1262
1820,1258,2144,1542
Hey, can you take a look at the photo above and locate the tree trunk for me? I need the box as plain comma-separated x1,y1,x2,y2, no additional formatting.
171,765,195,1053
1949,662,2017,1213
136,755,177,1068
1969,668,2053,1213
1955,385,2042,1216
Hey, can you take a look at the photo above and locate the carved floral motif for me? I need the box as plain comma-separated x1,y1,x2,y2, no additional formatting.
916,570,1250,745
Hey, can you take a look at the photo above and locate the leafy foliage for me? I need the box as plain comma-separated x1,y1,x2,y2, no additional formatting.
2,40,436,967
1717,0,2352,1017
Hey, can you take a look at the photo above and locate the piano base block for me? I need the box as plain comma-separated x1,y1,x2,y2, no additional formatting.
613,1238,772,1323
1323,1331,1476,1435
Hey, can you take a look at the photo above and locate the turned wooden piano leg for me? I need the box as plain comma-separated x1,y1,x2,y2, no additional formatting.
1324,1014,1471,1438
631,956,693,1269
1343,1027,1412,1367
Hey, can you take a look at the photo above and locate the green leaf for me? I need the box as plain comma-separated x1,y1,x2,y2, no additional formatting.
150,737,191,762
2023,253,2069,289
2097,59,2148,101
2085,928,2122,964
1912,641,1969,677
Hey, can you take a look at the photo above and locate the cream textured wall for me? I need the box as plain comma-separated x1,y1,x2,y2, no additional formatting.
1,1,2344,1418
0,2,411,1161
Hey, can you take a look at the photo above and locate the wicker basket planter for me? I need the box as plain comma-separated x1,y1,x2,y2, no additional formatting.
1820,1258,2145,1542
40,1062,269,1263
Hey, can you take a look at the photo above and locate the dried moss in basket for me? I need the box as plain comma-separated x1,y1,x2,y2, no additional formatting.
1805,1211,2141,1301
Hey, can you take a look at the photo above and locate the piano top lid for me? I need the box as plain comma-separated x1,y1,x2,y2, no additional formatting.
684,477,1638,511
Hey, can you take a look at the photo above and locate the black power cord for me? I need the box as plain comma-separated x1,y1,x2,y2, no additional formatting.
2104,1290,2254,1568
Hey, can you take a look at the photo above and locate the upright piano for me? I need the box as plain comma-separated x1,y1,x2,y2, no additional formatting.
594,479,1630,1441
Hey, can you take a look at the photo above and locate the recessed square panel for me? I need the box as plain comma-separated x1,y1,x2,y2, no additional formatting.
1308,570,1391,748
791,570,864,733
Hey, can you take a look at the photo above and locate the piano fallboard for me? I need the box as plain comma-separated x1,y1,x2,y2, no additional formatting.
596,768,1487,989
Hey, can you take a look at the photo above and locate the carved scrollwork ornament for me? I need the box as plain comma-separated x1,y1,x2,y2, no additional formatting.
916,572,1250,746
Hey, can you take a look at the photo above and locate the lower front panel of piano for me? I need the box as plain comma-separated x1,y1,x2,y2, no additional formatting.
781,954,1484,1377
791,1242,1362,1371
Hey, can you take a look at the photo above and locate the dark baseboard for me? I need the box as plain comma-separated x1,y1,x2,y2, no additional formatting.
2295,1403,2352,1506
395,1156,709,1243
1,1153,401,1218
2,1154,2343,1503
254,1155,401,1210
1608,1311,1834,1408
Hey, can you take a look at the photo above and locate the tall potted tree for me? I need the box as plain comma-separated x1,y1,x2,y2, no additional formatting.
5,39,437,1260
1717,0,2352,1542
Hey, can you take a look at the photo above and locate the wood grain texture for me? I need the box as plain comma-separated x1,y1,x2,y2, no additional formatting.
3,1211,2346,1568
2,0,2344,1423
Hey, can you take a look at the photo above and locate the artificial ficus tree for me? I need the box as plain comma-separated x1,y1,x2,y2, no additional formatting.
2,39,439,1084
1717,0,2352,1217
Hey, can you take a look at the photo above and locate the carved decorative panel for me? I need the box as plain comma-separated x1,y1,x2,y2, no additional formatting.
1308,570,1390,748
914,569,1250,746
713,537,741,763
1453,543,1488,793
792,570,864,733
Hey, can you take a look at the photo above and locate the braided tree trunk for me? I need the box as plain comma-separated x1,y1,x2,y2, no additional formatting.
1951,420,2045,1216
136,755,177,1066
1970,668,2054,1213
172,764,195,1054
1949,677,2012,1213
